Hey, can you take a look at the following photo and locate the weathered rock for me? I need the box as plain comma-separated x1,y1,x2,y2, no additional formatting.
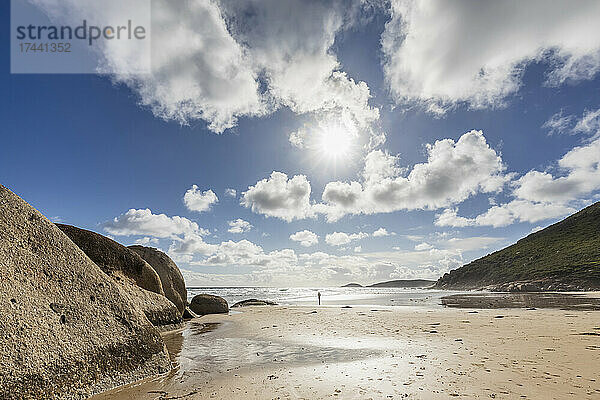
56,224,163,295
189,294,229,315
0,185,171,400
56,224,181,328
119,283,182,329
232,298,278,307
128,245,187,317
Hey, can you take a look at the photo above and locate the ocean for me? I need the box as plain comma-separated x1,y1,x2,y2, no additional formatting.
187,286,459,309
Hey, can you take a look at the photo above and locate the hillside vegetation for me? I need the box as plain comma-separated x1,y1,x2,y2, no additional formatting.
436,202,600,291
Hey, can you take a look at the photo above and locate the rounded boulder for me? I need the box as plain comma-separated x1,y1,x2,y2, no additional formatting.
128,245,187,317
189,294,229,316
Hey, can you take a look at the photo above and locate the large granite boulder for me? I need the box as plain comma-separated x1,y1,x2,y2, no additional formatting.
0,185,170,399
128,245,187,317
56,224,163,295
189,294,229,315
56,224,181,328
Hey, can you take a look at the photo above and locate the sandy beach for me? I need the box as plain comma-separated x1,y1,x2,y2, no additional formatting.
92,300,600,399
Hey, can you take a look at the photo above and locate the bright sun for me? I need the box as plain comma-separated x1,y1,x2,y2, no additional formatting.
315,125,353,159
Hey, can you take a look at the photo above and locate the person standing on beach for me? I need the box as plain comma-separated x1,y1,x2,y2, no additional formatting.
318,291,321,305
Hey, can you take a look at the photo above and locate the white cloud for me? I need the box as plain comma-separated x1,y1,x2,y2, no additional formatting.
168,233,218,259
317,130,508,221
103,208,217,262
513,138,600,203
573,108,600,138
224,188,237,198
133,237,159,246
325,231,369,246
289,129,309,149
381,0,600,113
176,234,492,286
227,219,253,234
414,242,433,251
543,111,575,136
35,0,267,132
529,226,545,234
373,227,395,237
184,185,218,212
441,236,504,252
221,1,380,134
432,137,600,228
435,200,576,228
241,172,314,222
104,208,206,238
543,108,600,140
31,0,380,136
289,230,319,247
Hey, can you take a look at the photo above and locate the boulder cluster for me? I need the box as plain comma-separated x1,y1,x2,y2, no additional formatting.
0,185,229,399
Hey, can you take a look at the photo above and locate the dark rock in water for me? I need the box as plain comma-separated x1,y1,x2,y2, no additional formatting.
183,307,199,320
342,283,363,287
129,245,187,317
0,185,170,399
232,298,278,307
56,224,163,295
189,294,229,315
56,224,181,327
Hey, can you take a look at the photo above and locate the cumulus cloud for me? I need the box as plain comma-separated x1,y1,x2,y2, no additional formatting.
381,0,600,113
104,208,206,238
373,227,395,237
184,185,218,212
103,208,217,261
435,137,600,227
227,219,253,234
224,188,237,198
222,1,379,132
414,242,433,251
168,233,218,260
240,172,314,222
317,130,508,221
133,237,159,246
175,232,500,286
31,0,380,136
514,138,600,203
435,201,576,228
289,230,319,247
325,231,369,246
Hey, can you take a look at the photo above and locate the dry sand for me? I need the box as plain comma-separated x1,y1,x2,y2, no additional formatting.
92,304,600,399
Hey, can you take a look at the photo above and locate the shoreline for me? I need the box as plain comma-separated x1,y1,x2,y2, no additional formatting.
92,295,600,399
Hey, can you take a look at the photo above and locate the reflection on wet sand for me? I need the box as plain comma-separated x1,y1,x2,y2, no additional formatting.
441,292,600,310
91,316,384,400
92,302,600,399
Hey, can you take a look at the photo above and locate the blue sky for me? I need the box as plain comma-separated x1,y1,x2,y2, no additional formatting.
2,0,600,286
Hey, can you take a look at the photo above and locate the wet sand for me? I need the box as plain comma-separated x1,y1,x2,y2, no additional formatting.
441,291,600,310
92,302,600,399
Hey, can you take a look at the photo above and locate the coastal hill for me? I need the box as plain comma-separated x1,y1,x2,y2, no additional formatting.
369,279,436,288
436,202,600,291
342,280,436,288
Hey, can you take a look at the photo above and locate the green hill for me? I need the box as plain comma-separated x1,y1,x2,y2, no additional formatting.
435,202,600,291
